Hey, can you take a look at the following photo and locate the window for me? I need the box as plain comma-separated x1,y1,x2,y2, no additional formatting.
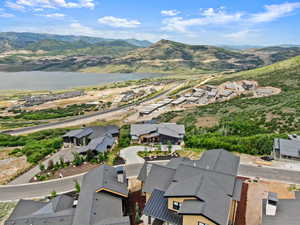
173,201,181,210
198,223,207,225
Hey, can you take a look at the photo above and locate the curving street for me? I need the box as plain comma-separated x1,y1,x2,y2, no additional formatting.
2,163,300,201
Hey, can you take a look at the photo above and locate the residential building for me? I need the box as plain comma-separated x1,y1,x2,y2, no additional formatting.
63,125,119,154
262,192,300,225
5,165,130,225
273,138,300,160
138,149,243,225
130,123,185,145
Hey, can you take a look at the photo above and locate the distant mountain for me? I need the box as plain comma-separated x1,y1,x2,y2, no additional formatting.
1,37,300,74
0,32,152,52
80,40,266,73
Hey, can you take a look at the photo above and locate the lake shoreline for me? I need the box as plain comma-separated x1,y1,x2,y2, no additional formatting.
0,71,165,91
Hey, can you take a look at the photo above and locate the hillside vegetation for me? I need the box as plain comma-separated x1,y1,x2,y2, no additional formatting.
158,56,300,155
2,34,300,73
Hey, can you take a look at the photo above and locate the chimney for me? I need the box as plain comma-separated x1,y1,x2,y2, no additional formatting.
266,192,278,216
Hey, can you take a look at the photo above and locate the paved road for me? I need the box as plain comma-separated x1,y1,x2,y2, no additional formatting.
1,86,178,136
2,163,300,201
239,164,300,183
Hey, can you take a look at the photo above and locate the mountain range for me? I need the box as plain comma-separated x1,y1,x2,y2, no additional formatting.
1,32,300,74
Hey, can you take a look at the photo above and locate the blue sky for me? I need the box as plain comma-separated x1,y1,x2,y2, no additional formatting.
0,0,300,45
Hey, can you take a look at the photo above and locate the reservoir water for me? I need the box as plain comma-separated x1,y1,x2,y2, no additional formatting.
0,71,164,91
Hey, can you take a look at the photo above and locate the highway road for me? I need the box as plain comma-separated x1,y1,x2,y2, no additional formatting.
1,85,178,136
2,163,300,202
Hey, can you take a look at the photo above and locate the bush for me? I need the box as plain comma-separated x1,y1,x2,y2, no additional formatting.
118,125,131,148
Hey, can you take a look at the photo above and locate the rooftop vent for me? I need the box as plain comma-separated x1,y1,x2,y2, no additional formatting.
266,192,278,216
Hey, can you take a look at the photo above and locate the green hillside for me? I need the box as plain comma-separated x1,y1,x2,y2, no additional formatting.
158,56,300,155
82,39,265,74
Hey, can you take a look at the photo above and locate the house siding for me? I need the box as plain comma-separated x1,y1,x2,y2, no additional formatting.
183,215,217,225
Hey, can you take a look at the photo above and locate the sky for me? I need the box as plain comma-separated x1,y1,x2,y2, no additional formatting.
0,0,300,45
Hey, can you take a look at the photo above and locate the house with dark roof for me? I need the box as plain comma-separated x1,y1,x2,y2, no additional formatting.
5,165,130,225
138,149,243,225
63,125,119,154
130,123,185,145
273,138,300,160
262,191,300,225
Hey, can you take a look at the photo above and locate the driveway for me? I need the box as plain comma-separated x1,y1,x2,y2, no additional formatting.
120,146,149,165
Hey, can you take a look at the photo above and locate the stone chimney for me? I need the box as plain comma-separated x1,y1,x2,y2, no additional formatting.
266,192,278,216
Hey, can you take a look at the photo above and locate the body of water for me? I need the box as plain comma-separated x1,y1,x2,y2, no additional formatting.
0,71,164,91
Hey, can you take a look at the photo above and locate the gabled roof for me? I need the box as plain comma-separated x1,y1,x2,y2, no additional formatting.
143,189,182,225
196,149,240,176
63,126,119,140
141,150,242,225
63,128,93,139
142,164,176,193
72,165,128,225
130,123,185,139
178,175,231,225
89,125,120,139
77,134,115,154
5,165,129,225
5,195,75,225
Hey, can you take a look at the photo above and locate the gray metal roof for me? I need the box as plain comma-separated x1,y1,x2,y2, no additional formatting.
72,165,128,225
275,138,300,158
142,164,176,193
63,128,93,139
196,149,240,176
89,126,120,139
5,165,129,225
142,150,242,225
5,196,75,225
63,126,119,140
77,134,115,154
262,192,300,225
177,175,231,225
143,189,182,225
130,123,185,139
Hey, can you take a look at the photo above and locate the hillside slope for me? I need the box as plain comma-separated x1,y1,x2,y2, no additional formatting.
83,40,265,74
0,32,151,51
162,56,300,134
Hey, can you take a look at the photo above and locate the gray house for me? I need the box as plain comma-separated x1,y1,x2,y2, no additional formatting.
63,125,119,154
130,123,185,145
273,138,300,160
139,149,243,225
5,165,129,225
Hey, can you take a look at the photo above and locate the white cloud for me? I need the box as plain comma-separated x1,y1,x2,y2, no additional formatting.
224,30,252,39
98,16,141,28
249,2,300,23
5,0,95,10
5,1,26,11
161,10,180,16
162,8,243,32
9,23,165,42
0,12,15,18
44,13,65,18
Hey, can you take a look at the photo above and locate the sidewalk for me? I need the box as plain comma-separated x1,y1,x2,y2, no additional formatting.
9,147,76,185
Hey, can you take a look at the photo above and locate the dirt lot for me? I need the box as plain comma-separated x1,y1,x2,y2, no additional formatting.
0,148,31,184
245,179,295,225
196,116,219,128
